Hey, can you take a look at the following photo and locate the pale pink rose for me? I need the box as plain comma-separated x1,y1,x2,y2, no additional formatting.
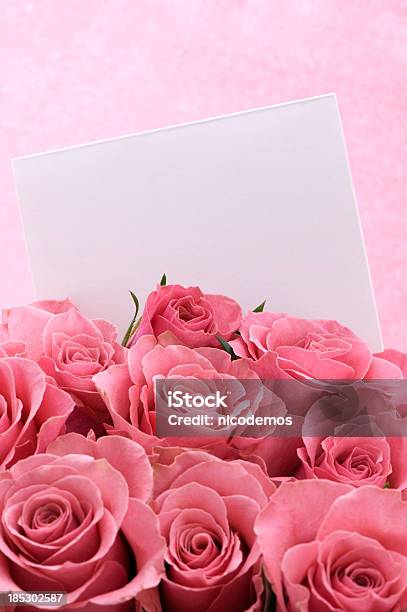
297,436,407,489
4,300,127,412
255,480,407,611
230,311,379,379
128,284,242,349
152,449,275,612
0,434,165,611
0,356,74,470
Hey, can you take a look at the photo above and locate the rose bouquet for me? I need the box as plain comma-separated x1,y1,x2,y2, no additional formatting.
0,279,406,611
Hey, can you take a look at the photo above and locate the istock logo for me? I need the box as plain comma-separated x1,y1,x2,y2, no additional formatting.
167,390,228,409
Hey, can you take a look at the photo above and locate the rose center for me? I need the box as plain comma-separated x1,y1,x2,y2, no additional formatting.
335,562,384,593
170,296,212,328
353,574,370,587
33,503,63,528
178,306,196,322
64,345,100,364
339,448,378,477
190,532,218,554
176,524,223,569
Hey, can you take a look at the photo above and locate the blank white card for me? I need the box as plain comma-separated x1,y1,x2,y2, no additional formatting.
13,94,383,351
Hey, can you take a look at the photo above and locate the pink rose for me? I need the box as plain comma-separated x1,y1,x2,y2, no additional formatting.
255,480,407,611
95,334,299,477
0,306,38,358
297,436,407,489
94,334,282,460
128,284,242,348
153,449,275,611
0,434,165,610
0,341,26,358
0,356,74,469
4,300,127,411
2,299,78,360
230,311,385,379
369,348,407,378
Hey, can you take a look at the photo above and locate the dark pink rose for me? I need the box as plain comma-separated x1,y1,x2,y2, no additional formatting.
153,449,275,611
128,284,242,349
0,356,74,469
255,480,407,611
297,436,407,489
4,300,127,411
0,434,165,610
230,311,376,379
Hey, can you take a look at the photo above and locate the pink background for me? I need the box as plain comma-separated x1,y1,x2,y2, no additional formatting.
1,1,406,350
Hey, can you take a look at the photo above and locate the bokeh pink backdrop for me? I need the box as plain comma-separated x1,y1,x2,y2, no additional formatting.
1,1,406,350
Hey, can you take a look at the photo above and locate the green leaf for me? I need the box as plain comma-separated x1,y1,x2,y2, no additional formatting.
122,291,140,346
253,300,266,313
160,273,167,286
217,335,238,360
384,482,391,489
